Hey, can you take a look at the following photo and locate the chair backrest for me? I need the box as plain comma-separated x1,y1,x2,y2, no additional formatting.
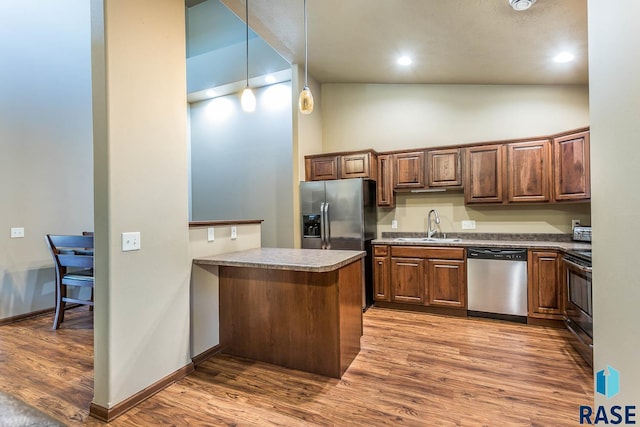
45,235,94,269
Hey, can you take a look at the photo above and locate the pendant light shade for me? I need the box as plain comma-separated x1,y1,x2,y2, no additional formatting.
299,85,314,115
241,87,256,112
298,0,313,115
241,0,255,112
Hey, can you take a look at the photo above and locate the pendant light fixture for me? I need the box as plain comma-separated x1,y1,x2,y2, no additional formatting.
298,0,314,115
241,0,256,112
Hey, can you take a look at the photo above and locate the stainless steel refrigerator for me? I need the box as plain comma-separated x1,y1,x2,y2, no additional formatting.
300,178,377,308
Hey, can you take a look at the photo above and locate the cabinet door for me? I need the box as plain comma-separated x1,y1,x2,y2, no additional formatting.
373,256,390,301
394,152,425,189
507,140,552,203
377,154,395,207
427,148,461,187
464,145,504,204
390,257,425,304
554,131,590,201
528,250,563,318
306,156,338,181
426,259,466,308
340,152,373,179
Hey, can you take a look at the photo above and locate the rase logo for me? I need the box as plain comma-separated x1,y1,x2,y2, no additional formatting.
580,365,637,425
597,365,621,399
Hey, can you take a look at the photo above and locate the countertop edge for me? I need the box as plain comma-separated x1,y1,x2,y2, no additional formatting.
372,238,591,252
189,220,264,227
193,248,366,273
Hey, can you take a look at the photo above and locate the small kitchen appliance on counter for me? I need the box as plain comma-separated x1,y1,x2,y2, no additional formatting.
572,225,592,242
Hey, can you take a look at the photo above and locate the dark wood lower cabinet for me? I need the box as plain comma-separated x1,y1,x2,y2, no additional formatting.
528,250,563,320
426,259,466,308
374,245,467,311
390,257,425,304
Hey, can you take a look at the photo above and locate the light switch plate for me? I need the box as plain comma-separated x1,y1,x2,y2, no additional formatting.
391,220,398,229
207,227,215,242
122,232,141,251
461,220,476,230
10,227,25,238
571,219,581,229
230,226,237,240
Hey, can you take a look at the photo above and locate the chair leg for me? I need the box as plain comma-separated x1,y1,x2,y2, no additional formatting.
52,282,65,330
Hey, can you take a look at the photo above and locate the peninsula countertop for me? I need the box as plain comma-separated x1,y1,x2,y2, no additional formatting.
193,247,366,273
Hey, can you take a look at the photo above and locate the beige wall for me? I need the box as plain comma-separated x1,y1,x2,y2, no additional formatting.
189,224,261,357
321,84,589,152
292,64,323,248
319,83,591,234
91,0,191,409
589,0,640,407
379,193,591,236
0,0,93,321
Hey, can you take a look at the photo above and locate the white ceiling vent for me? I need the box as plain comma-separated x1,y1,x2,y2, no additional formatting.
509,0,537,11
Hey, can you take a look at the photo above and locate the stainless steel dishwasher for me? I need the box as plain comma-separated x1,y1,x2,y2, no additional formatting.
467,247,528,321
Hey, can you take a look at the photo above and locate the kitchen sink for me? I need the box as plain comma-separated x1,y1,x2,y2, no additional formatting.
393,237,461,243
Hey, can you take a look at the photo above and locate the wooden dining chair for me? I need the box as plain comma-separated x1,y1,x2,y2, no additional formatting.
45,234,94,329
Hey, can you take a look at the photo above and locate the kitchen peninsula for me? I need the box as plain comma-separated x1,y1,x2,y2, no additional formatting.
193,248,365,378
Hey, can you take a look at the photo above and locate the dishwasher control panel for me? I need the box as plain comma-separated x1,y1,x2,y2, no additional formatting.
467,247,528,261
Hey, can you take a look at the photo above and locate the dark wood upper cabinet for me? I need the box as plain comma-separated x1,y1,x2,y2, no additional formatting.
394,151,425,189
305,156,339,181
506,140,552,203
427,148,462,187
377,154,395,207
553,130,590,201
464,145,504,204
340,151,377,180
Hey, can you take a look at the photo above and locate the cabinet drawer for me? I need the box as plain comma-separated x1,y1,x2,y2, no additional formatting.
373,245,389,256
391,246,465,260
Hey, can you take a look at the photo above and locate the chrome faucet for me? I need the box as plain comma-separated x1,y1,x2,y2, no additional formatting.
427,209,440,238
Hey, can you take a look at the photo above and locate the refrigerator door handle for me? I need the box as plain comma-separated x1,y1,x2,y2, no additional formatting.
320,202,326,249
324,202,331,249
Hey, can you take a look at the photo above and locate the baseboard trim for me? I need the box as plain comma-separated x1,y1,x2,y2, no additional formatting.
191,344,223,367
0,307,55,326
89,362,195,422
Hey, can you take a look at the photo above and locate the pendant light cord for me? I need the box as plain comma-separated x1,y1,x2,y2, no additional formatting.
245,0,249,86
304,0,308,86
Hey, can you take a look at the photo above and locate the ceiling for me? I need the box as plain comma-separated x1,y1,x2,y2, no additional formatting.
211,0,587,86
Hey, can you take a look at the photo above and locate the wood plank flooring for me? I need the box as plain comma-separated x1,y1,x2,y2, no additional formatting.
0,307,593,426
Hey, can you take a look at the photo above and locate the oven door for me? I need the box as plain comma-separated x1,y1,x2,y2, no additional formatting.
563,256,593,366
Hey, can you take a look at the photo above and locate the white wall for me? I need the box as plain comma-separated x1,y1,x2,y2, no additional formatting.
589,0,640,407
190,82,294,248
0,0,93,321
189,223,261,357
91,0,191,409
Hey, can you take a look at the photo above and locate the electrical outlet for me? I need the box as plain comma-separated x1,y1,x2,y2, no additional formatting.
230,226,237,240
10,227,25,238
461,220,476,230
207,227,215,242
571,219,581,229
121,232,141,251
391,220,398,229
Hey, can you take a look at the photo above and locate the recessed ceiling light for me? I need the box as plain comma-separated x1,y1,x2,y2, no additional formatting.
509,0,536,11
553,52,575,63
264,74,277,84
397,56,412,66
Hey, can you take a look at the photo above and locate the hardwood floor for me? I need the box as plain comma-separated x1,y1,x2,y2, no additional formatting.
0,307,593,426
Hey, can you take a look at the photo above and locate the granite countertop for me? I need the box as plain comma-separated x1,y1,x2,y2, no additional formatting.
193,248,366,273
372,233,592,252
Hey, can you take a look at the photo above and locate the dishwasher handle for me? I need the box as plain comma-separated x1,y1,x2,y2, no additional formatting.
467,247,528,261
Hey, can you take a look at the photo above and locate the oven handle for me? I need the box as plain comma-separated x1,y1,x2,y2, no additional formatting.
565,318,594,349
563,258,592,273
